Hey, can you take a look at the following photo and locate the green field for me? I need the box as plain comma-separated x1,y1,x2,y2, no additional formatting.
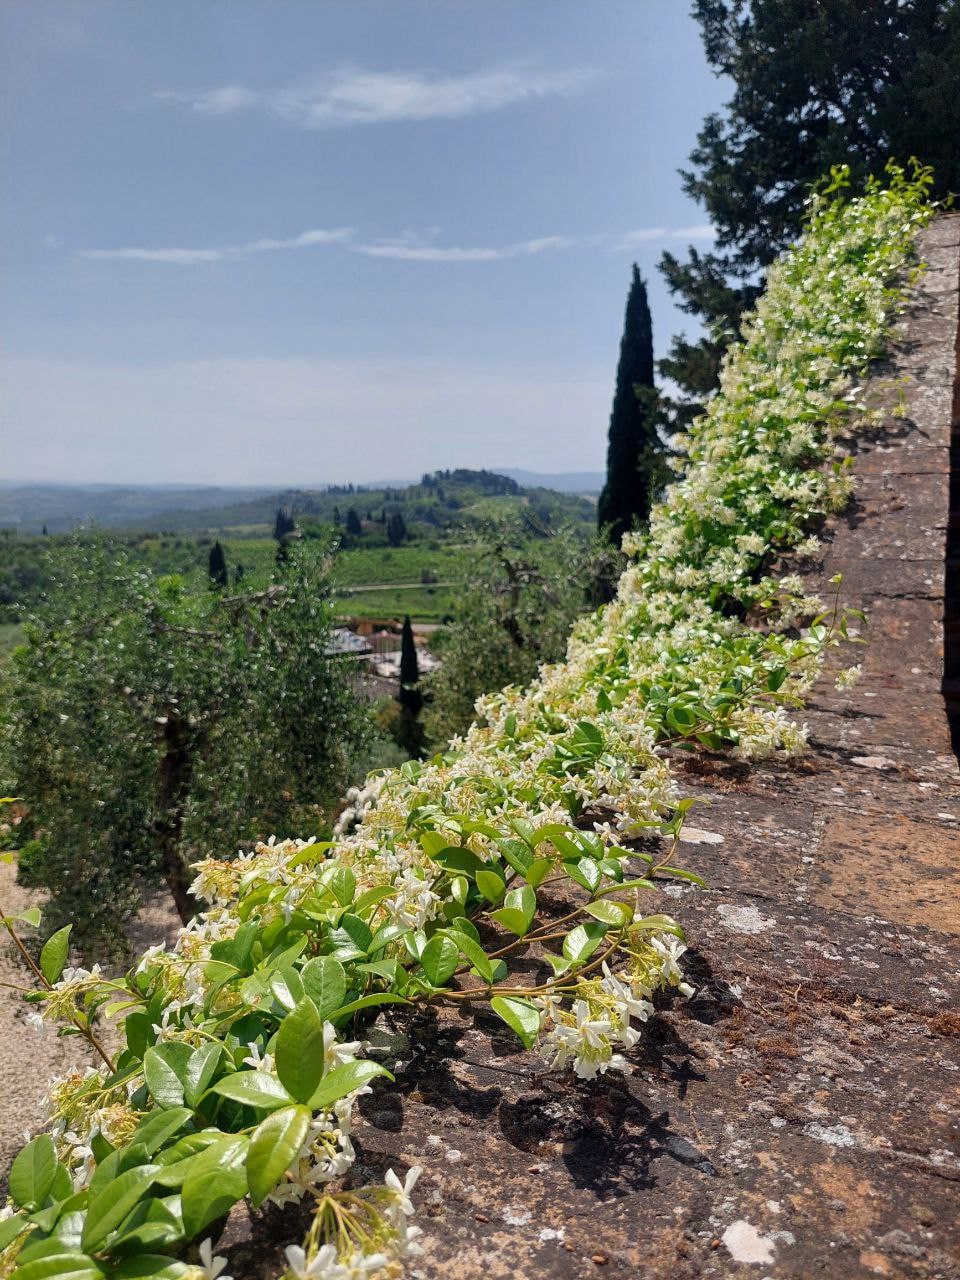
332,544,469,586
0,468,595,627
333,584,459,623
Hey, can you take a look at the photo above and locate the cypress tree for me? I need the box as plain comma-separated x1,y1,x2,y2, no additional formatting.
208,540,228,589
398,616,422,714
345,508,363,537
597,265,660,546
386,511,407,547
273,507,295,567
273,507,293,541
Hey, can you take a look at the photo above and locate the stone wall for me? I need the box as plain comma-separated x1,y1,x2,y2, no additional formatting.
221,216,960,1280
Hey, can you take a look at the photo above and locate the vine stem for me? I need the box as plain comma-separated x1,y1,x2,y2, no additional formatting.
0,901,116,1073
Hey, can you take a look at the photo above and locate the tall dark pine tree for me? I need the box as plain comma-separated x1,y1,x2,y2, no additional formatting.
398,616,422,714
597,265,660,546
207,541,228,589
661,0,960,422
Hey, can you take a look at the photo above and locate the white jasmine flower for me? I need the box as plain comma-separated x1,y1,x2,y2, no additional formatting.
384,1164,422,1216
835,663,862,690
198,1239,232,1280
241,1042,274,1072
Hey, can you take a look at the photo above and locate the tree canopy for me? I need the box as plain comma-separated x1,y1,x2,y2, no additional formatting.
3,539,369,952
661,0,960,414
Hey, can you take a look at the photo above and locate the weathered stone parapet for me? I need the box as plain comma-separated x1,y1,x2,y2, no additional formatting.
219,219,960,1280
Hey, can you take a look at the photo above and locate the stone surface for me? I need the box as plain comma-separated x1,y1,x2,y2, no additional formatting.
215,226,960,1280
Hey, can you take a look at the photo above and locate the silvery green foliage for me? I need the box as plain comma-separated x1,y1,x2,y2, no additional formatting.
4,542,368,952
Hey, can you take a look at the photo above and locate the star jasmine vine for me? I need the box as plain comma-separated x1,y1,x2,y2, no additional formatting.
0,163,934,1278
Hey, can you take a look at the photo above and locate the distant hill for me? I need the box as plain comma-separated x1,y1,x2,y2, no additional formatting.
0,470,595,535
0,483,277,533
497,468,603,494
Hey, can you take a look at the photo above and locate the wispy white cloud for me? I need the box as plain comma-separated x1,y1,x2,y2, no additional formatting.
76,223,716,267
352,234,573,262
615,224,715,249
79,227,353,265
155,64,600,129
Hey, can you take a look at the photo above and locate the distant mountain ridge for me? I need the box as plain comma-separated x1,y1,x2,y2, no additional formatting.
497,468,603,493
0,484,277,532
0,469,598,534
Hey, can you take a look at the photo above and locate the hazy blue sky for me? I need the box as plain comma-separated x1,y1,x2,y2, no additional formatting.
1,1,726,485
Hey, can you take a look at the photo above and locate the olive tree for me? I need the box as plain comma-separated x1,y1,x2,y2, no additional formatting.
3,538,370,953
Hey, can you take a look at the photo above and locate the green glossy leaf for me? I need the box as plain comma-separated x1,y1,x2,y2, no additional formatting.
9,1134,58,1209
143,1043,193,1109
493,838,532,876
48,1162,73,1204
475,868,505,904
14,1255,105,1280
506,884,536,924
269,966,305,1011
490,996,541,1049
419,934,459,987
39,925,72,985
321,864,356,906
352,884,395,915
129,1108,194,1157
275,997,326,1103
330,993,410,1021
123,1011,155,1059
153,1133,235,1188
525,857,553,888
549,832,584,861
299,956,347,1020
306,1060,392,1110
582,899,633,926
183,1043,223,1108
355,958,400,982
208,1071,292,1111
418,830,447,857
562,857,601,893
18,1195,82,1250
180,1136,248,1237
442,928,493,982
562,921,607,964
239,972,270,1007
8,906,42,929
246,1104,311,1207
427,845,487,878
368,922,410,953
658,865,707,887
81,1163,160,1251
594,877,655,896
0,1212,27,1252
154,1130,221,1172
488,907,529,937
336,913,372,950
108,1194,183,1255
